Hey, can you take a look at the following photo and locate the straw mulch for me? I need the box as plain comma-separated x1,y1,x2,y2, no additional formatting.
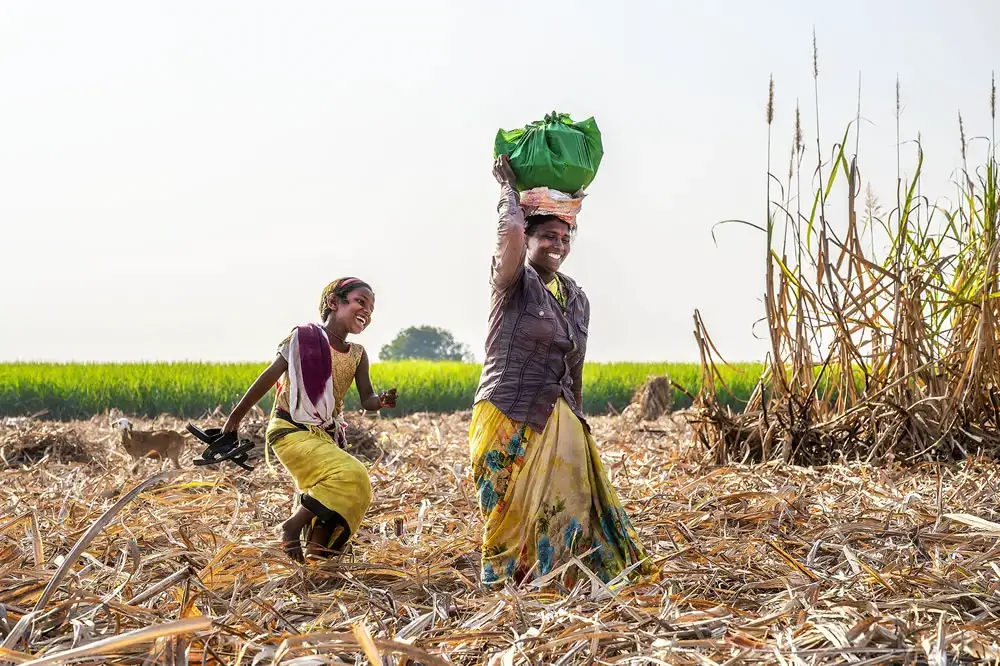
3,410,1000,664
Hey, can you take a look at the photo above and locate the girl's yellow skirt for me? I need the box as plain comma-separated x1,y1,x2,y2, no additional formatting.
267,416,372,547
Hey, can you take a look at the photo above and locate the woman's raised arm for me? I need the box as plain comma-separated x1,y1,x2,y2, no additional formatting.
491,156,526,293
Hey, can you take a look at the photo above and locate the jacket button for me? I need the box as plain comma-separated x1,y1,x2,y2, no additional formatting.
538,310,545,316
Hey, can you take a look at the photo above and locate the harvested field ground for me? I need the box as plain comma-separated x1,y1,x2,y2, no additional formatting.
4,411,1000,665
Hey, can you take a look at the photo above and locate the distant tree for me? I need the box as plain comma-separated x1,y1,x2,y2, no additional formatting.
379,326,474,362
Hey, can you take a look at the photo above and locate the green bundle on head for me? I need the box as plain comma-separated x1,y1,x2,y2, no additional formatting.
494,112,603,194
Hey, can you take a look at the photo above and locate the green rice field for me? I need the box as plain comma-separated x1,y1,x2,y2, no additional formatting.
0,361,763,420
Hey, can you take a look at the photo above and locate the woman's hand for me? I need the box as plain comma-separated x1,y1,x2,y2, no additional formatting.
378,388,398,409
221,414,240,433
493,155,517,189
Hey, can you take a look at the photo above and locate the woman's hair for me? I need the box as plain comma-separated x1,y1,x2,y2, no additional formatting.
525,214,575,238
319,277,373,319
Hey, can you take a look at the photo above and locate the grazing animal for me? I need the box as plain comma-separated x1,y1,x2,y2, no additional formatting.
112,418,186,472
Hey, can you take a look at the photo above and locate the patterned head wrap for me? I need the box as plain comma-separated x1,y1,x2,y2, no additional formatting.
319,277,367,318
519,187,585,230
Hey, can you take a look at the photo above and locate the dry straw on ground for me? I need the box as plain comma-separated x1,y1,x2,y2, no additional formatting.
5,410,1000,664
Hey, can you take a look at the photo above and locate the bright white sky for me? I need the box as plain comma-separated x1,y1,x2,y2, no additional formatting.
2,1,997,363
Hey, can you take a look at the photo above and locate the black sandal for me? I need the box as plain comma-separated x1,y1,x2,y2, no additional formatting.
187,423,255,471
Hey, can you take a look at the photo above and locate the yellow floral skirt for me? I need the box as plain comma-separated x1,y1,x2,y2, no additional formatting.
267,416,372,547
469,398,650,587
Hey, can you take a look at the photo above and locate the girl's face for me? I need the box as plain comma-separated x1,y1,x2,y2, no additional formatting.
329,287,375,334
526,219,573,275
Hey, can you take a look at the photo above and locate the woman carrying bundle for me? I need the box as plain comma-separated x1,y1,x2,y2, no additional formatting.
469,155,650,588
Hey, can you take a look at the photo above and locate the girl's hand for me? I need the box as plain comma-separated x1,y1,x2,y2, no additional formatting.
222,354,287,434
493,155,517,188
222,415,240,433
378,388,397,409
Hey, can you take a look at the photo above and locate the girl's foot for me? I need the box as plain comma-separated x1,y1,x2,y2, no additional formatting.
280,521,304,562
305,525,333,559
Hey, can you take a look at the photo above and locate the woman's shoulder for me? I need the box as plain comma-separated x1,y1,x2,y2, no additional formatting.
557,273,588,298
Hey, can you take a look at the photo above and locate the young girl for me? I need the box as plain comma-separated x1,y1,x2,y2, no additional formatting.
222,277,397,562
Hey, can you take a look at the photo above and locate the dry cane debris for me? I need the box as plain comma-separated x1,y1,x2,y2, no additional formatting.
622,376,675,423
3,409,1000,664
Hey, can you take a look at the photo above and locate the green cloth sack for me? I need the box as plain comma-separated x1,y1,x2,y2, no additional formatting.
494,112,603,193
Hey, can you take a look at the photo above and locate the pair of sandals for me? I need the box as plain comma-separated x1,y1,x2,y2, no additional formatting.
186,423,255,471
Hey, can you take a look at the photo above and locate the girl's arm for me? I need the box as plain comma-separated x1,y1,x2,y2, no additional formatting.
355,348,396,412
222,354,288,432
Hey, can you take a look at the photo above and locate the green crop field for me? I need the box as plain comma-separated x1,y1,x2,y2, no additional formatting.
0,361,763,420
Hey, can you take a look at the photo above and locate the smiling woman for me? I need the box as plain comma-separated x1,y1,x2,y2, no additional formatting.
468,156,652,589
523,214,574,283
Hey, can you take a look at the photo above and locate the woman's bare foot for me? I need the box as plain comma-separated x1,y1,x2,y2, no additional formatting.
280,520,304,562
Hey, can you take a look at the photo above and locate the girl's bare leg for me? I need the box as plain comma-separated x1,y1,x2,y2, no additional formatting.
305,525,334,558
280,506,315,562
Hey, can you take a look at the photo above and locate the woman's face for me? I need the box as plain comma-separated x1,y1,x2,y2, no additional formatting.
526,219,572,275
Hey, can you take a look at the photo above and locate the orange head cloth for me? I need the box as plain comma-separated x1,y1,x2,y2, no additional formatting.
519,187,586,230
